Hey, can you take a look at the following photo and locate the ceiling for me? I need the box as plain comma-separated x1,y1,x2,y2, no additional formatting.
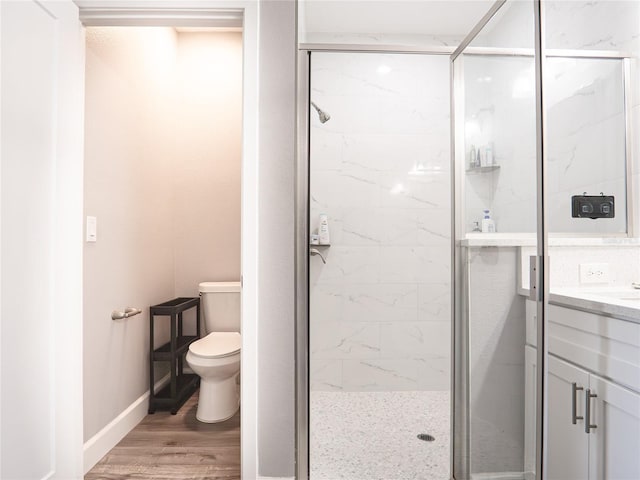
301,0,496,37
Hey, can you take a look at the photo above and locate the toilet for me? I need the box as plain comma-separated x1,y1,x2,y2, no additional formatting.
186,281,241,423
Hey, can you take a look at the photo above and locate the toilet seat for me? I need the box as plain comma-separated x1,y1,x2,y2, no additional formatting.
189,331,241,359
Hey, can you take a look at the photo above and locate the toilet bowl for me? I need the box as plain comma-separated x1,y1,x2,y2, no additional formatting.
186,331,241,422
186,281,241,423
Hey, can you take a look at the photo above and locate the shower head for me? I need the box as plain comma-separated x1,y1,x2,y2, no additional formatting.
310,101,331,124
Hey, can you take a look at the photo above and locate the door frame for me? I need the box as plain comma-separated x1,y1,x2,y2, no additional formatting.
72,2,260,478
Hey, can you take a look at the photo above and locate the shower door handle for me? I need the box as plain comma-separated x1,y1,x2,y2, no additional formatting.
529,255,540,301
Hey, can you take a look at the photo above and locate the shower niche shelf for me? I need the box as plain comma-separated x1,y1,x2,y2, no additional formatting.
466,165,500,174
148,296,201,415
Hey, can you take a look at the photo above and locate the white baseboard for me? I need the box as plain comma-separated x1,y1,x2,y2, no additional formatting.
257,477,294,480
83,374,170,474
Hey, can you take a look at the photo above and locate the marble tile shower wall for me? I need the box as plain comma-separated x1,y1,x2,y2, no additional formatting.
471,0,640,235
309,53,451,391
464,56,537,233
546,0,640,220
465,56,628,235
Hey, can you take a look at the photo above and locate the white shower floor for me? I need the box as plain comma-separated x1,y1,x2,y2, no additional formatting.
310,390,450,480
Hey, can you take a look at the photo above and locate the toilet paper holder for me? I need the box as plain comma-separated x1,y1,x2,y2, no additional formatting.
111,307,142,320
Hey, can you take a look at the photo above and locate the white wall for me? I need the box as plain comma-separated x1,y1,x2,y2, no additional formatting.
309,53,451,392
83,27,242,445
173,32,242,297
83,26,179,441
256,1,297,476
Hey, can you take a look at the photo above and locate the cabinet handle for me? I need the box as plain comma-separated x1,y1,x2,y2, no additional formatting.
585,389,597,434
571,382,584,424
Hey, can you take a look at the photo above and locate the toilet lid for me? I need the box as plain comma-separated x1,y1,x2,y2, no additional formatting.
189,332,241,358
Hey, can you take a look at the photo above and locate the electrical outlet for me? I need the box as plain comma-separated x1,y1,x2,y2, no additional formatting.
579,263,610,284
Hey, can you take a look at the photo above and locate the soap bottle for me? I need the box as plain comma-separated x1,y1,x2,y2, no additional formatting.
481,209,496,233
469,145,477,169
318,214,331,244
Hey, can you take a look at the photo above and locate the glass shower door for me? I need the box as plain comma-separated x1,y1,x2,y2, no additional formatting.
307,50,453,480
451,2,541,479
453,2,640,479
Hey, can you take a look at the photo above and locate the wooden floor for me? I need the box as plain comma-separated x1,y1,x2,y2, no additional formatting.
85,391,240,480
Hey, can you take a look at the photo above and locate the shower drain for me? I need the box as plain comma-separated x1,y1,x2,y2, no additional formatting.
417,433,435,442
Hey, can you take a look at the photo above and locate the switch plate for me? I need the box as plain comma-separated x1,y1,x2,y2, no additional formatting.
86,216,97,242
579,263,609,284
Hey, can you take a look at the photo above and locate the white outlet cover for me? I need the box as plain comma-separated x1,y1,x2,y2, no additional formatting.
579,263,610,284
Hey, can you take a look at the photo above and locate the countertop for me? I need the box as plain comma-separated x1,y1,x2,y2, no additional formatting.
460,233,640,248
548,287,640,323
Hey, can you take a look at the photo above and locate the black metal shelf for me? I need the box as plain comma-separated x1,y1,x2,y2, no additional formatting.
148,297,201,415
150,297,200,315
153,335,198,361
151,374,199,414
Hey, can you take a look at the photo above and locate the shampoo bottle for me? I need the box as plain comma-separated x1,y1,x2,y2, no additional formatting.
481,209,496,233
319,214,331,244
485,144,495,166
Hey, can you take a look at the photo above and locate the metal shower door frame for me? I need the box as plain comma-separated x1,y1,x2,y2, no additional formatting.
294,13,634,477
294,45,456,480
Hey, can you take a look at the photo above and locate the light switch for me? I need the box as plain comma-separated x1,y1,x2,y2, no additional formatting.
86,216,97,242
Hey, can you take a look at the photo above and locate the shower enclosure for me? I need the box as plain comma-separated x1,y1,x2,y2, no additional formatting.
299,50,454,479
297,1,640,479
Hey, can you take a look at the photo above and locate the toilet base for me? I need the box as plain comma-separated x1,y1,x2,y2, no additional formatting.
196,374,240,423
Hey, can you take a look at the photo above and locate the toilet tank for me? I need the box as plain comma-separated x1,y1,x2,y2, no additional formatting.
198,281,241,334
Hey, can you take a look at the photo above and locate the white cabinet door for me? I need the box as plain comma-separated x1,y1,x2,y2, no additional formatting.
547,355,590,480
588,375,640,480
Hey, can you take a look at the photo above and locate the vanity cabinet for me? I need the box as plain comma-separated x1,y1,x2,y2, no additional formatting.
548,355,640,479
524,302,640,479
588,374,640,479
